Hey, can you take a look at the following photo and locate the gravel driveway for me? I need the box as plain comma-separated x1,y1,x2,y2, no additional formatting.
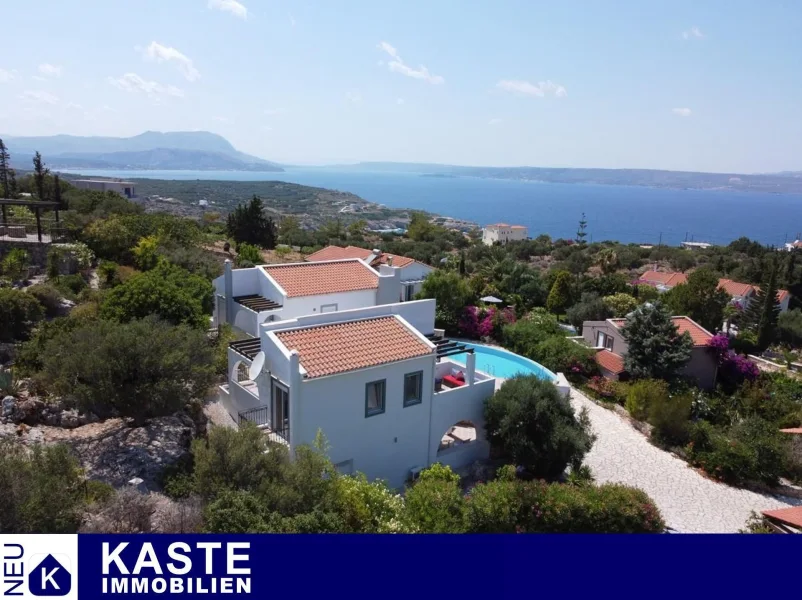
570,388,801,533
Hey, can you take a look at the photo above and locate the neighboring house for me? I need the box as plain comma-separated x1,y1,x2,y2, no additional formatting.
73,179,136,198
305,245,434,301
212,258,405,336
218,299,497,489
581,315,718,389
680,241,712,250
638,270,790,312
784,240,802,252
482,223,528,246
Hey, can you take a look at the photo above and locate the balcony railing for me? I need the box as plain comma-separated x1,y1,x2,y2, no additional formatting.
237,405,289,445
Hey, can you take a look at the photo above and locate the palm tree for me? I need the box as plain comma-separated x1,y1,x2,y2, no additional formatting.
595,248,619,274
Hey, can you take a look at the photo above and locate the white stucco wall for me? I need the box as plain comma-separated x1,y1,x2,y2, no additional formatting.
294,356,435,490
399,262,433,282
213,267,261,296
430,378,494,465
281,289,378,319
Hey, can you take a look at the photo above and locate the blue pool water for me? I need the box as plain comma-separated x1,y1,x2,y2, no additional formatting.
450,343,558,381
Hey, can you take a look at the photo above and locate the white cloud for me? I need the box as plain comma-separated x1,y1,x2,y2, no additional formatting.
346,90,362,103
0,68,16,83
108,73,184,99
31,75,46,82
101,105,117,112
488,118,502,125
672,107,692,117
142,42,200,81
377,41,444,85
496,79,567,98
20,90,59,105
682,26,704,40
38,63,62,77
262,125,273,132
397,98,405,105
209,0,247,19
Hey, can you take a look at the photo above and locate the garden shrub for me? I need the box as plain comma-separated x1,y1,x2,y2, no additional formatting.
0,289,44,342
26,284,63,318
625,379,668,421
55,274,88,297
403,464,466,533
532,336,597,381
648,392,693,446
235,243,263,266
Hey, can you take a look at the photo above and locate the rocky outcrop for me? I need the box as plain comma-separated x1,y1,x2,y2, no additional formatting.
0,396,98,428
0,410,201,490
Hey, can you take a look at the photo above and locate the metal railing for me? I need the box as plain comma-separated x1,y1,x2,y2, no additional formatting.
237,405,289,444
0,222,73,244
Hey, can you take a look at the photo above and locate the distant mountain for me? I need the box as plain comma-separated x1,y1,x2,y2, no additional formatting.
1,131,283,172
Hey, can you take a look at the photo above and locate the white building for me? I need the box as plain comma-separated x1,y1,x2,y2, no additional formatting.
482,223,528,246
305,245,434,301
73,179,136,198
212,258,406,336
218,299,497,489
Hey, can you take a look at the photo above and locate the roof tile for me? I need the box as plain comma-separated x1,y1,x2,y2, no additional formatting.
610,316,713,346
305,245,417,269
263,260,378,297
762,506,802,529
594,350,625,374
275,316,433,378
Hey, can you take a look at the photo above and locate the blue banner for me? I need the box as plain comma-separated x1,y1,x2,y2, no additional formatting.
66,534,801,599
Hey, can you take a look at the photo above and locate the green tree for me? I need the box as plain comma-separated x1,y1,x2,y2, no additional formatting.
347,219,367,239
662,267,729,332
82,216,139,263
226,196,277,249
1,248,30,282
403,464,466,533
131,235,160,271
0,289,44,342
575,212,588,246
417,269,472,332
0,442,85,533
743,259,781,350
235,242,263,266
332,473,409,533
101,261,213,328
406,211,443,242
595,247,619,274
32,151,49,200
566,293,612,332
602,292,639,317
485,375,595,479
778,308,802,346
546,270,574,314
203,490,271,533
0,138,10,198
39,318,216,425
620,302,693,381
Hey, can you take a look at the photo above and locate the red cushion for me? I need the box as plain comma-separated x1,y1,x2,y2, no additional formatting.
443,375,465,387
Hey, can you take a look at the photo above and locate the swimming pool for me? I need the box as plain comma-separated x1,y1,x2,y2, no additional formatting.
449,342,558,381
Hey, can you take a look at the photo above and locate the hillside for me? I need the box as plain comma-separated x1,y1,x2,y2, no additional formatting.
2,131,283,172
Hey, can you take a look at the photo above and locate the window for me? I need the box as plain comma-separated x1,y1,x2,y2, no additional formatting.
596,331,614,351
404,371,423,407
365,380,386,417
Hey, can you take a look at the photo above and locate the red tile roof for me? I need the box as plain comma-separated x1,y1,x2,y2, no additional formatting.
274,316,433,378
777,289,790,303
510,225,527,230
639,270,688,287
718,278,755,298
263,260,378,297
595,350,625,374
305,245,417,269
305,245,373,262
609,316,713,347
762,506,802,530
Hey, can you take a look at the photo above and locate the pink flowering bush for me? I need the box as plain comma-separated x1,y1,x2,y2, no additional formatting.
709,332,760,385
459,306,481,339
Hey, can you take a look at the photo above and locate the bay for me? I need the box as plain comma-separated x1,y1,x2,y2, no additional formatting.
68,167,802,247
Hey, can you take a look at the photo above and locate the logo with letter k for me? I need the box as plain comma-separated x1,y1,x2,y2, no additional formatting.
28,554,71,597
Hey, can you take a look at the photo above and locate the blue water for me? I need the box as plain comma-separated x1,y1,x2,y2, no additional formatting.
450,342,558,381
69,167,802,246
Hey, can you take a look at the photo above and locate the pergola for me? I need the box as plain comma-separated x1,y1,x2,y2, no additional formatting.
0,199,62,243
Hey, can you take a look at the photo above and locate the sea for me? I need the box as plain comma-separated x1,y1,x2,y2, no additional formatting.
68,167,802,247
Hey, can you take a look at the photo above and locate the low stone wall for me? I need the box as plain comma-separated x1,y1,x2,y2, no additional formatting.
0,240,50,267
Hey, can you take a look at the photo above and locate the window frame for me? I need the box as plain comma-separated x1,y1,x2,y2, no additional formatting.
403,370,424,407
365,379,386,417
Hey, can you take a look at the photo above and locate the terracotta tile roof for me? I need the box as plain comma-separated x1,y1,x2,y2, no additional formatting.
777,289,790,303
670,316,714,346
274,316,433,378
718,278,755,298
639,270,688,287
609,316,713,346
762,506,802,529
510,225,527,230
305,245,417,269
305,245,373,262
595,350,625,374
263,260,378,297
486,223,511,228
780,427,802,435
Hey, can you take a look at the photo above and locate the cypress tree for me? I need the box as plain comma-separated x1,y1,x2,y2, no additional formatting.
53,174,63,209
575,213,588,246
743,258,781,350
0,138,10,199
32,151,49,200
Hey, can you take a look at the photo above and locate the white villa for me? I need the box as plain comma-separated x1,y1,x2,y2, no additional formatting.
482,223,528,246
305,245,434,301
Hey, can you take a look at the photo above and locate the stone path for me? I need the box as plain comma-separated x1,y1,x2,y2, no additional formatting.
570,388,801,533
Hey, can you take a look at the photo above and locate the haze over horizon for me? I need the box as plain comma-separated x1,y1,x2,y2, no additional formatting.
3,1,802,174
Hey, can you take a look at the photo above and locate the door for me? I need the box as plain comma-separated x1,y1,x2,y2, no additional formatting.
320,303,338,313
272,381,289,438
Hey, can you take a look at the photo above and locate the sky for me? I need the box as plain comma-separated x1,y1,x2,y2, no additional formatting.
2,0,802,173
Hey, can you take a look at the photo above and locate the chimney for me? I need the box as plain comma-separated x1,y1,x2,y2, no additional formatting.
376,264,401,305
